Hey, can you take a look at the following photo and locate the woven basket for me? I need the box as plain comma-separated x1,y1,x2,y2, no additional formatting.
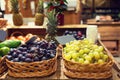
62,41,114,79
0,56,8,76
6,53,57,78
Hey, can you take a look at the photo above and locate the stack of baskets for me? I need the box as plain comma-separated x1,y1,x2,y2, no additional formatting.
62,41,114,79
0,56,8,76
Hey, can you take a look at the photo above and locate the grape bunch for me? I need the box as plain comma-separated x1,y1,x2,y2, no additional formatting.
63,30,85,40
6,40,57,62
63,39,109,64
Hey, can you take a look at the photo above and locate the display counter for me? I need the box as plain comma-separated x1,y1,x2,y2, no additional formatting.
0,24,120,80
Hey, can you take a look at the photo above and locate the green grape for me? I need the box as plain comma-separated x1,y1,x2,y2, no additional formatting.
78,58,84,64
71,59,76,62
98,59,105,64
74,46,80,51
98,46,104,52
82,54,87,58
64,54,71,60
84,55,92,62
103,54,108,62
94,51,100,60
72,53,78,59
99,52,104,58
84,60,90,64
79,49,84,56
92,44,98,50
66,43,70,47
84,48,90,53
88,52,94,58
74,57,79,62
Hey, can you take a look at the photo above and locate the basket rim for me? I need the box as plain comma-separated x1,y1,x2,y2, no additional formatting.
62,52,114,66
61,40,114,65
0,56,6,61
6,48,58,65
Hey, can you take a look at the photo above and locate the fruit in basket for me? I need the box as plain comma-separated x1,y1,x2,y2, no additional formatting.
0,47,10,56
17,36,26,41
0,40,21,48
6,40,57,62
9,33,40,43
63,39,109,64
63,30,85,40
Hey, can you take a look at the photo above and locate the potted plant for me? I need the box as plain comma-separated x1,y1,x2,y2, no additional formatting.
46,0,68,25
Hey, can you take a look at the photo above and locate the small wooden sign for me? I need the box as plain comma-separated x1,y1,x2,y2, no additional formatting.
55,35,76,45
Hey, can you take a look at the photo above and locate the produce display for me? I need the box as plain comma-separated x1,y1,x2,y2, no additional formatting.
6,40,57,62
63,39,109,64
63,30,85,40
0,40,21,58
9,33,40,43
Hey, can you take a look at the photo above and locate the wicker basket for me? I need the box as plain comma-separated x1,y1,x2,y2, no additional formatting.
0,56,8,76
6,53,57,78
62,41,114,79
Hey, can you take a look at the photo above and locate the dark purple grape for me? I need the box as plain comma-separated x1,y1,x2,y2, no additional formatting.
29,47,36,53
73,31,77,34
39,49,46,55
46,52,50,57
13,58,19,62
40,40,48,48
25,58,32,62
32,41,38,45
21,44,27,47
73,33,77,38
36,41,42,45
25,53,33,58
41,56,47,60
20,56,26,61
64,30,69,35
18,54,23,58
6,55,13,60
16,50,22,54
50,54,55,58
18,47,24,51
10,48,15,52
22,52,27,56
12,52,18,58
69,31,73,35
23,47,27,51
48,42,57,49
33,56,39,61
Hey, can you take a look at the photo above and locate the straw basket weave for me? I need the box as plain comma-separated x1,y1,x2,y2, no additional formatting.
6,53,57,78
0,56,8,75
62,42,114,79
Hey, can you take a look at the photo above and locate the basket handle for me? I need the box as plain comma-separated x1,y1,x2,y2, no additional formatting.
10,31,24,37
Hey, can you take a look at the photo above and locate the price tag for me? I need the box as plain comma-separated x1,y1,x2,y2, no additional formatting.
55,35,76,45
0,30,7,41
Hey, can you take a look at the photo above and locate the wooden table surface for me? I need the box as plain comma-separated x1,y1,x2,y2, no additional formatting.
0,57,120,80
